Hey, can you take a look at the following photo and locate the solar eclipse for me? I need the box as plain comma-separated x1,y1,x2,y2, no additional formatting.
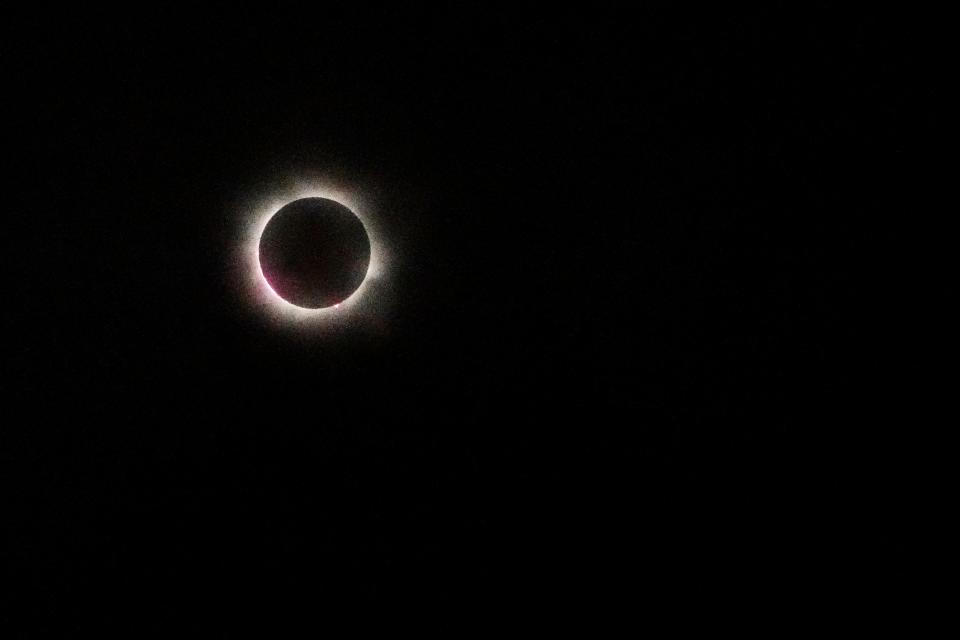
258,197,371,309
237,177,388,328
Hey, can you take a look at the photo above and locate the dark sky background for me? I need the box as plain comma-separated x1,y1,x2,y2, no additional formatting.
4,6,907,634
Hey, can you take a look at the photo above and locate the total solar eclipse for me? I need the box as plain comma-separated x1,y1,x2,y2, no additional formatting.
258,197,371,309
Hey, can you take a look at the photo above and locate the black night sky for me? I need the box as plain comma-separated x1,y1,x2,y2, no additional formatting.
4,6,908,634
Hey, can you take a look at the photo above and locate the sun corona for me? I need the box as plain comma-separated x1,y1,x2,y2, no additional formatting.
237,177,388,328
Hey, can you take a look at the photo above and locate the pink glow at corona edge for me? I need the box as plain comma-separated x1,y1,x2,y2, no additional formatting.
236,175,388,327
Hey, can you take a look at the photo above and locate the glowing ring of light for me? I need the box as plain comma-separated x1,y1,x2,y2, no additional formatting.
238,178,387,327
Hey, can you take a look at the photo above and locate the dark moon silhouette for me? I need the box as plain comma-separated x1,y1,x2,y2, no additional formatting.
258,197,371,309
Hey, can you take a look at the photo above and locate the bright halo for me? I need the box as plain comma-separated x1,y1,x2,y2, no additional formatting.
236,175,388,328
